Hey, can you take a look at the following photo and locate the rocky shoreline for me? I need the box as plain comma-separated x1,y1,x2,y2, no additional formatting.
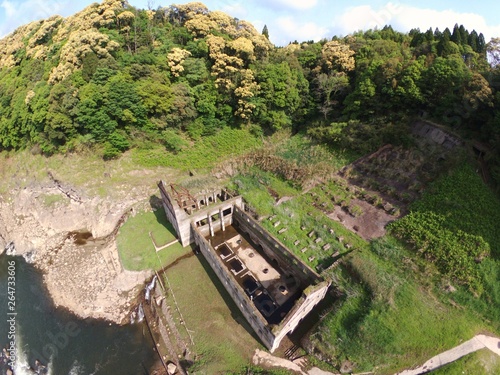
0,172,157,324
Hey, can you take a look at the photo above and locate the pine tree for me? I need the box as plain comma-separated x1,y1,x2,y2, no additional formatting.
437,29,454,56
262,24,269,40
434,27,442,39
443,27,452,39
451,23,461,45
459,25,468,46
478,33,486,54
468,30,479,52
410,31,425,48
424,28,434,42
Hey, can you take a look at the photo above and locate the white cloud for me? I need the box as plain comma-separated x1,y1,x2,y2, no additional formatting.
273,0,318,11
1,0,15,17
221,2,247,19
333,3,500,41
335,5,379,34
258,0,318,11
275,15,329,45
392,6,500,41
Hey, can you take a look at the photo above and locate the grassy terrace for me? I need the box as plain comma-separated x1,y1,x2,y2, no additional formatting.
229,168,367,270
231,169,490,373
117,209,192,271
132,127,262,171
162,254,261,374
0,148,181,201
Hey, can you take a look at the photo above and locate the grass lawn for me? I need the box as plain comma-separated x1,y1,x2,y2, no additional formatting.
229,169,367,271
313,237,494,374
229,168,301,217
132,127,262,171
275,132,359,170
163,254,261,374
431,348,500,375
117,208,192,271
389,162,500,325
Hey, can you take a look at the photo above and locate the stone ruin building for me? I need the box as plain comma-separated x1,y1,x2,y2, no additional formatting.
157,181,330,352
412,120,463,149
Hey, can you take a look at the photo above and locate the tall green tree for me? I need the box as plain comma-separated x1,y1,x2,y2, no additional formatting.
262,25,269,40
255,61,307,129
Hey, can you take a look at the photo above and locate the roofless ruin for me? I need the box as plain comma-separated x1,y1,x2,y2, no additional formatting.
158,181,330,352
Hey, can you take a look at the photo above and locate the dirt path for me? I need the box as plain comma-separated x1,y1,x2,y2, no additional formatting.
396,334,500,375
253,334,500,375
253,349,305,374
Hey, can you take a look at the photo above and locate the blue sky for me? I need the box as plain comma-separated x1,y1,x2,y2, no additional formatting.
1,0,500,46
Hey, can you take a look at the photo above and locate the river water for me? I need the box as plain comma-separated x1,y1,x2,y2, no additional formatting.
0,255,156,375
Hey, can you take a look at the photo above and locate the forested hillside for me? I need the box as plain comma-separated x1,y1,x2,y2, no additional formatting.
0,0,500,185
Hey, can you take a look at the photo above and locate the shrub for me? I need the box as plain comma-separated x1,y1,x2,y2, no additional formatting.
389,211,490,293
349,204,363,217
162,128,189,153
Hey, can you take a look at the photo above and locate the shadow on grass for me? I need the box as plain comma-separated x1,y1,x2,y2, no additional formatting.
193,250,264,347
319,248,355,270
289,291,337,347
321,262,373,339
149,194,163,210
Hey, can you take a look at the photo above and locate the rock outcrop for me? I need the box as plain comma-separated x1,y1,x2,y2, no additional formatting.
0,164,168,323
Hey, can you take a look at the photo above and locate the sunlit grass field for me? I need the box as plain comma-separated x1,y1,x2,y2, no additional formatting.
117,209,191,271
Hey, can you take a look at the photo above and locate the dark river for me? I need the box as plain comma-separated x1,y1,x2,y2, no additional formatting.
0,254,156,375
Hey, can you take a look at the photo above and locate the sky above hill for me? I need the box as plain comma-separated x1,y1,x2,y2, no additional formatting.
1,0,500,46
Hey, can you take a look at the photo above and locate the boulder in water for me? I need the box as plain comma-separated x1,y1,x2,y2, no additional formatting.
23,250,36,263
4,242,15,256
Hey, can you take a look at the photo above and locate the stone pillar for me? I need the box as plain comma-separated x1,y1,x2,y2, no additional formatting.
208,213,214,237
219,208,225,232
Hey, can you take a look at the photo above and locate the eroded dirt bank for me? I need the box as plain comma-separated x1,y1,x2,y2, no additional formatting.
0,152,178,323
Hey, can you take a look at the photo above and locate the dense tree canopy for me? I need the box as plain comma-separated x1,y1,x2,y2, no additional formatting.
1,1,500,183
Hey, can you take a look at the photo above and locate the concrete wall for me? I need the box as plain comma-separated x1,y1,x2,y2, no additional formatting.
185,199,241,243
158,181,184,244
232,207,329,351
271,281,330,350
158,180,242,247
195,218,329,351
233,206,321,286
191,224,276,350
412,120,462,149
